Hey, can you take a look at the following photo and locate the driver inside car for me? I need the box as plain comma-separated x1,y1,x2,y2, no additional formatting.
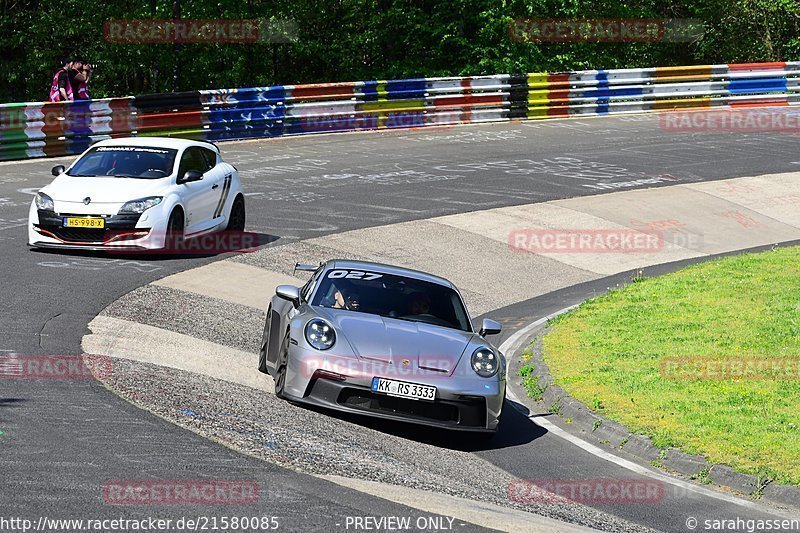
326,281,361,311
406,291,432,316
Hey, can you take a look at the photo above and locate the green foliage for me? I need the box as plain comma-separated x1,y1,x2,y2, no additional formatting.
523,375,544,400
519,364,545,400
1,0,798,102
518,364,534,378
693,467,712,485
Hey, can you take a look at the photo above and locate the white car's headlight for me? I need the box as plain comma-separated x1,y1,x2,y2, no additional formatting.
471,347,499,378
118,196,163,214
305,319,335,351
35,192,54,211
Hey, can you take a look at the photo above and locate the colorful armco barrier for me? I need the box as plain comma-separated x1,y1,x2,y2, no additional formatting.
1,62,798,161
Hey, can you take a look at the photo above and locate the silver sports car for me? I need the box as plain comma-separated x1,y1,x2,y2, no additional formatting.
258,260,506,432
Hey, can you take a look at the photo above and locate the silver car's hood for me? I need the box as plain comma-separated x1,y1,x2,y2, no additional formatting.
315,308,475,375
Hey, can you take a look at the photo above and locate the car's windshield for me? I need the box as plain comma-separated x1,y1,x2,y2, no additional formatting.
67,146,178,179
311,268,472,332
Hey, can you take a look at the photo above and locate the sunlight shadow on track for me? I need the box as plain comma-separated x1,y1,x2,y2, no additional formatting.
292,399,547,452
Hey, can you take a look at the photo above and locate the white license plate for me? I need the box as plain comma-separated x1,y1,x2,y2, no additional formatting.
371,377,436,401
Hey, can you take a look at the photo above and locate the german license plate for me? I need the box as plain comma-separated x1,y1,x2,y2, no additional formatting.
371,377,436,401
63,217,105,229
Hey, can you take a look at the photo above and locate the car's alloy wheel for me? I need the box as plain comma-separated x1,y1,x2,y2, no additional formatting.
228,196,245,232
274,329,290,399
257,306,271,374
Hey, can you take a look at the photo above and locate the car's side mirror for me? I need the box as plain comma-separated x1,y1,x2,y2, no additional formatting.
177,170,203,184
276,285,301,308
52,165,66,176
479,318,502,337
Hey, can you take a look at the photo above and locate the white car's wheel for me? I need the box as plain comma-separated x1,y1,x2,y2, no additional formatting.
227,196,245,232
165,209,184,252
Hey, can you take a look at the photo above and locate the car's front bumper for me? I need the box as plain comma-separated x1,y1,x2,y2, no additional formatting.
28,206,167,250
294,376,500,432
282,347,505,432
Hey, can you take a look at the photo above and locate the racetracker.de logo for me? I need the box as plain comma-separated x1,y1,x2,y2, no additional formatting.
106,231,266,256
296,111,450,133
103,480,260,505
509,18,704,43
660,356,800,381
301,355,464,380
508,229,664,254
0,355,112,379
103,19,298,44
660,109,800,133
508,479,664,504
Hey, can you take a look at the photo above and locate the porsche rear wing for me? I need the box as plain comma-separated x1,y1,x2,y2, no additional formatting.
294,262,319,274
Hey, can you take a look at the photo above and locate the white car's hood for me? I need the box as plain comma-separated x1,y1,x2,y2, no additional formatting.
40,175,171,215
43,175,170,204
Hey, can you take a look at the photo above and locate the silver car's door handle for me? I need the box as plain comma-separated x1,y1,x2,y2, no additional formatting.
211,184,219,190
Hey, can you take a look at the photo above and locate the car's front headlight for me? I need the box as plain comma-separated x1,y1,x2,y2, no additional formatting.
305,319,335,351
118,196,163,214
35,192,54,211
471,347,499,378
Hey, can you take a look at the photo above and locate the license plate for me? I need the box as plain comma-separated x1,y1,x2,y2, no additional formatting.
63,217,105,229
371,377,436,401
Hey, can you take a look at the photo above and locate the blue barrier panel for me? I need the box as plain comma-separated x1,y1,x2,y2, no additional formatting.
205,104,287,126
63,100,93,138
201,86,287,106
385,79,428,99
360,79,429,101
728,78,788,94
205,123,284,141
581,87,644,99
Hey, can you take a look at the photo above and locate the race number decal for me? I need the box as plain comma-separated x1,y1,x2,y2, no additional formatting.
327,270,382,281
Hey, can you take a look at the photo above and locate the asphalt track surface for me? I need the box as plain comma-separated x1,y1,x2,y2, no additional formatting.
2,114,800,531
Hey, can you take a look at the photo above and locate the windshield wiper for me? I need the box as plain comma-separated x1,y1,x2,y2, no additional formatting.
68,174,97,177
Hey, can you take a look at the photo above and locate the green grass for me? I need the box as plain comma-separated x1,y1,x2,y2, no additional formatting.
542,246,800,486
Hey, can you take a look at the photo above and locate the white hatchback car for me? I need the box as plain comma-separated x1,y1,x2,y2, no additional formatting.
28,137,245,251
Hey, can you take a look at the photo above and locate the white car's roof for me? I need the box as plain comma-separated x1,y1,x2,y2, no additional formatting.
92,136,219,152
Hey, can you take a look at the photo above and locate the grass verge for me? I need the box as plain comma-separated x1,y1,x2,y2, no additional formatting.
542,246,800,485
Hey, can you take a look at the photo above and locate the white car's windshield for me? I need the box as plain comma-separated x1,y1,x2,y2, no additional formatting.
68,146,178,179
311,269,472,332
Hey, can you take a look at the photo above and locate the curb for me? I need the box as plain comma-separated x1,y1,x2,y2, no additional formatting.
509,323,800,511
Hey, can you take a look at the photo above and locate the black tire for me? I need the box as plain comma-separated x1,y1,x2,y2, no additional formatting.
165,209,184,252
274,329,290,399
227,195,246,232
493,392,506,431
257,306,271,374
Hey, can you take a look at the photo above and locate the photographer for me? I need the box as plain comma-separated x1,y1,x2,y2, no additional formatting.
74,61,93,100
67,58,90,100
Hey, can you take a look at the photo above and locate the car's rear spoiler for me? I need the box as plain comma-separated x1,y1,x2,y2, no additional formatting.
294,263,319,274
